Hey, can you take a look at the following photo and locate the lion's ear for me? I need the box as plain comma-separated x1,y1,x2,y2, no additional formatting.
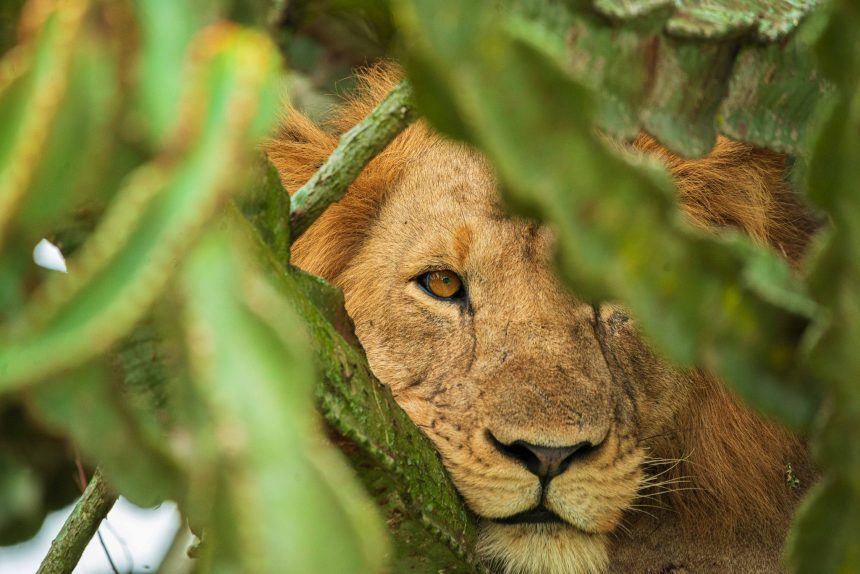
266,110,338,196
265,73,399,284
265,64,432,284
266,110,362,283
634,134,817,263
264,65,404,284
266,63,405,196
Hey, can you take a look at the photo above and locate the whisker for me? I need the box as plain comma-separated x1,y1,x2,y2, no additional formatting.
642,449,696,466
628,502,668,512
614,521,633,537
638,426,706,443
642,455,689,464
624,506,659,520
642,449,703,472
640,462,685,481
639,472,693,483
645,486,706,495
640,478,694,488
639,477,694,489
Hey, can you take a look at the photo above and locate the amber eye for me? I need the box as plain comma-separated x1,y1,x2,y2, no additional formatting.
417,270,464,300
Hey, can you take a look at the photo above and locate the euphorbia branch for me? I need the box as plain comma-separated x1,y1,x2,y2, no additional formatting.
288,80,417,238
36,468,117,574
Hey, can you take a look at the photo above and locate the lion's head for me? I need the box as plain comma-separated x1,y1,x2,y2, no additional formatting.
268,67,816,574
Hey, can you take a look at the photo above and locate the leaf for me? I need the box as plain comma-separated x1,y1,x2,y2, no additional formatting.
238,157,292,267
180,228,389,574
14,29,119,242
27,363,183,507
0,24,282,391
640,37,735,157
392,0,818,426
524,0,830,156
566,10,664,139
786,478,860,573
718,27,833,154
0,0,89,247
662,0,818,42
131,0,219,147
784,4,860,570
0,2,129,327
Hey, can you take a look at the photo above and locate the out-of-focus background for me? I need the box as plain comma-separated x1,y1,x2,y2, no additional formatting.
0,2,394,571
1,500,184,573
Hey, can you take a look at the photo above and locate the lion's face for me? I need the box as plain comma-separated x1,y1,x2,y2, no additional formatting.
337,142,691,573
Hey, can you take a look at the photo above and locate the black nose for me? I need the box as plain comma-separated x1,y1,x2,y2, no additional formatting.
490,434,594,480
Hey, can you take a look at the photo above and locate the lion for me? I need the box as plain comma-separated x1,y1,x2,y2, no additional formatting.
267,66,818,573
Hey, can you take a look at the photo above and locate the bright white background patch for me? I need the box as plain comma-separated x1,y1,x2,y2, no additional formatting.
0,498,188,573
33,239,68,273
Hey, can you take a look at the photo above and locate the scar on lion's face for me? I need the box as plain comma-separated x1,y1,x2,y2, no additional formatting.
268,65,816,574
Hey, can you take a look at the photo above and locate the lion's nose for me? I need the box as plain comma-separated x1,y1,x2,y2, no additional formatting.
490,434,594,480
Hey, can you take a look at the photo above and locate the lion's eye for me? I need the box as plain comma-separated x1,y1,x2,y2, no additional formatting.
417,270,464,301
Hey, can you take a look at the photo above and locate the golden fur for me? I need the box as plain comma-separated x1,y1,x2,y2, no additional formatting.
267,66,816,574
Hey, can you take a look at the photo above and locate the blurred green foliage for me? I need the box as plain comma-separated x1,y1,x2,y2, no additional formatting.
0,0,857,573
0,1,477,572
390,0,858,571
0,0,391,571
393,0,822,424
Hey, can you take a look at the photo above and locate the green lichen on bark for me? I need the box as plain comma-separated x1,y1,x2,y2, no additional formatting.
235,208,487,571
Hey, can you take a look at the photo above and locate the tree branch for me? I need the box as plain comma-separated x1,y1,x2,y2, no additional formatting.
288,80,417,238
235,206,487,572
36,468,118,574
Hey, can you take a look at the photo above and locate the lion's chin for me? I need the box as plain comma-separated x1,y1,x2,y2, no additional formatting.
476,522,608,574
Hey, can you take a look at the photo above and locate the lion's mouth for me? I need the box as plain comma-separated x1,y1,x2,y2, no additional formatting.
492,505,565,525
